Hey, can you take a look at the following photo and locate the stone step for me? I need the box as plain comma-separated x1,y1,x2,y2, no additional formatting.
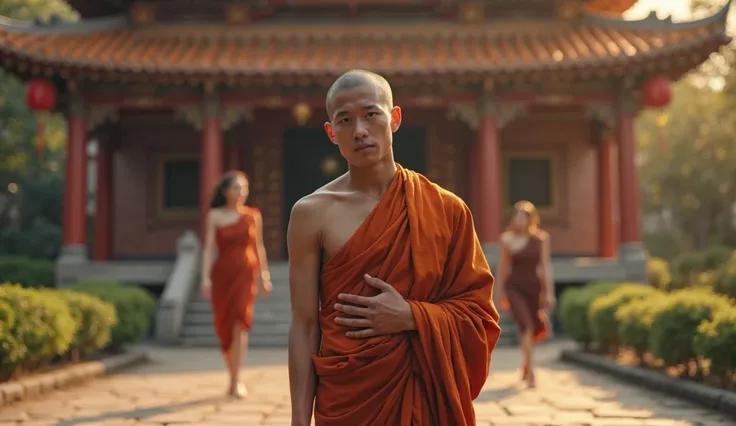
182,334,288,348
181,322,291,337
185,303,291,317
183,312,292,325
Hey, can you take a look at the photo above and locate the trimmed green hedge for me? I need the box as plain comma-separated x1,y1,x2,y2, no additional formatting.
557,282,621,347
648,288,732,368
54,290,118,358
73,280,156,350
0,257,55,288
560,276,736,388
589,284,661,353
695,307,736,380
615,294,667,361
0,280,154,382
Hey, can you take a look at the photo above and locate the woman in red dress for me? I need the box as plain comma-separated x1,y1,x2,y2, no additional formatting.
497,201,555,388
200,171,272,398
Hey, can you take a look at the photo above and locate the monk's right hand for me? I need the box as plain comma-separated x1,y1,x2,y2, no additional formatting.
200,278,212,300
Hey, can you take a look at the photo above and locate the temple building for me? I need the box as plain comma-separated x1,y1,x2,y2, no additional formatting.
0,0,730,345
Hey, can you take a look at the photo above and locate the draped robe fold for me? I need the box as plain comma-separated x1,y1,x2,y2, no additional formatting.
313,166,502,426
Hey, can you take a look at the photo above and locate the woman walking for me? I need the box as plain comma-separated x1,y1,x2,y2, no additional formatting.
497,200,555,388
200,170,272,398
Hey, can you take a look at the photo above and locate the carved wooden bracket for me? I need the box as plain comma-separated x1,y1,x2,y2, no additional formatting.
87,106,119,132
446,104,480,130
585,102,616,128
497,103,528,128
175,105,254,132
446,101,528,131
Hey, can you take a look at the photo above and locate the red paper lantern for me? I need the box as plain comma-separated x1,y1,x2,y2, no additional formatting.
25,79,57,111
641,75,672,109
25,79,57,160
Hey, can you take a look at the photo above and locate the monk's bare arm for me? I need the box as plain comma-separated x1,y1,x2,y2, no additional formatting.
287,198,322,426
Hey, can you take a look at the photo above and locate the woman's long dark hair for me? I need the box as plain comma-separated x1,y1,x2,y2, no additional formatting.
209,170,248,208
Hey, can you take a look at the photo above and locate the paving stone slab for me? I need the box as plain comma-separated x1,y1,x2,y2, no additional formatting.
561,348,736,420
1,344,734,425
0,349,148,407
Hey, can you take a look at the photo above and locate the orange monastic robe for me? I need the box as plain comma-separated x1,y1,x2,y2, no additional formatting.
313,166,502,426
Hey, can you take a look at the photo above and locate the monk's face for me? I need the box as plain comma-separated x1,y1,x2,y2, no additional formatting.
226,176,249,205
324,84,402,167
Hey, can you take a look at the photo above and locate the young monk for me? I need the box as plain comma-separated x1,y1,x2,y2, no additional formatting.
287,69,502,426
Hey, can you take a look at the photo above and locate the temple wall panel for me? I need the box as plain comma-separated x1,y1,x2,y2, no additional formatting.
113,113,199,259
501,115,598,256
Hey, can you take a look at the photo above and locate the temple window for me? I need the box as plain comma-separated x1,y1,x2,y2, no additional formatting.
158,155,200,218
503,151,561,213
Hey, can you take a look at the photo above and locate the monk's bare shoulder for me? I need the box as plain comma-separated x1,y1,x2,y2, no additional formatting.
289,174,349,234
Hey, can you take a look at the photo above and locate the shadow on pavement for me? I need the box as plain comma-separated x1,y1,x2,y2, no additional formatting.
55,396,224,425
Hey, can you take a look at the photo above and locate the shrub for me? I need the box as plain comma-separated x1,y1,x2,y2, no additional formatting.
694,308,736,380
0,284,77,365
649,288,732,368
558,282,621,346
712,251,736,300
0,300,26,378
55,290,118,357
616,294,668,361
647,257,671,290
73,280,156,350
701,246,732,271
0,219,62,261
670,252,705,290
0,257,55,288
589,284,661,353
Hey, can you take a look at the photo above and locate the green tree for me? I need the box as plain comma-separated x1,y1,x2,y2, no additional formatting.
0,1,78,257
0,1,76,187
637,0,736,256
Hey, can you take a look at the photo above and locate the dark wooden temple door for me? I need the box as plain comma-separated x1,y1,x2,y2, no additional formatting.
282,126,425,258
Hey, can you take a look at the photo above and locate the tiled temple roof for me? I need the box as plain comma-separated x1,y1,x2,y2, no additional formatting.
0,1,730,85
61,0,641,19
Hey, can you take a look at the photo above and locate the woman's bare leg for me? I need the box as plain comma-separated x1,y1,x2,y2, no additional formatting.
227,325,249,397
521,330,535,388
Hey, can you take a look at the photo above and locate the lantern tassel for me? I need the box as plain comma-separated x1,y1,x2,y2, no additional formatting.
36,115,45,161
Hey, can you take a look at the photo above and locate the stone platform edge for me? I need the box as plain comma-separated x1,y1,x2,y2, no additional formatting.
560,349,736,419
0,349,148,406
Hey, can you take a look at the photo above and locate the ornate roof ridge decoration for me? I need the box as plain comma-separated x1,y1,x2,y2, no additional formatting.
581,0,732,31
0,14,127,35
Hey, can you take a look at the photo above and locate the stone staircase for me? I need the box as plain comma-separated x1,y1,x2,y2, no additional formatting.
177,262,521,347
180,263,291,347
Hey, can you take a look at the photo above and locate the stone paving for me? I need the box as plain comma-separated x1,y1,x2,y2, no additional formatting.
0,342,734,426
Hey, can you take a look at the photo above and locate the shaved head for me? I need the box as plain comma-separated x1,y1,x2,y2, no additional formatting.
325,69,394,118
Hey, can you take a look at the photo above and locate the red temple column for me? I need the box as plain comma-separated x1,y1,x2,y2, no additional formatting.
61,96,88,260
617,98,641,244
598,136,617,258
200,95,224,239
469,141,479,219
93,139,113,261
477,97,502,247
